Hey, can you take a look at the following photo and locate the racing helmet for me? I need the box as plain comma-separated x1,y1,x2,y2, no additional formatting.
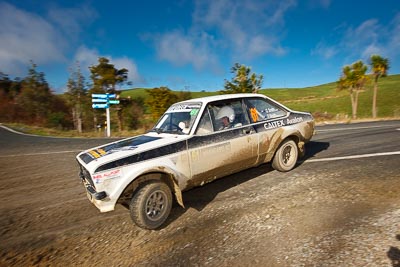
215,106,235,123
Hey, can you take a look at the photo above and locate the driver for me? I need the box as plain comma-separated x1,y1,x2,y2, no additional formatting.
215,106,235,130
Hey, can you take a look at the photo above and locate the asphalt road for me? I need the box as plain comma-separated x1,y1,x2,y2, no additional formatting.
0,121,399,266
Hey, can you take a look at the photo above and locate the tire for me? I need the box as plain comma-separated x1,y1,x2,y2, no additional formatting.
272,139,298,172
129,181,172,230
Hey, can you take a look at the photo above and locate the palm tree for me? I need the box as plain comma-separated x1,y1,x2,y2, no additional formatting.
337,61,368,119
221,63,263,94
369,55,389,118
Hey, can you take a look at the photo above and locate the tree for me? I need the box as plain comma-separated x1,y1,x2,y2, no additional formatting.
66,62,87,133
89,57,128,93
176,90,192,102
221,63,263,94
16,62,54,124
0,72,15,122
146,87,178,120
337,61,368,119
47,94,72,129
369,55,389,118
123,96,145,130
89,57,129,131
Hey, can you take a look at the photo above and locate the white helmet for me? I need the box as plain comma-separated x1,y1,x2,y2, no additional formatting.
216,106,235,123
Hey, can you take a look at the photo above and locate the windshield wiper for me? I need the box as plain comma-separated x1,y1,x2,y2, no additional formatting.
151,128,164,134
151,127,184,135
168,129,184,135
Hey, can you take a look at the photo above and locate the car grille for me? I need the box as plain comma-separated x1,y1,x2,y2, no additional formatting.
78,163,94,188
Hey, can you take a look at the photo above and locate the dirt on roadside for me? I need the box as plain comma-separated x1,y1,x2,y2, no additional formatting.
1,149,400,266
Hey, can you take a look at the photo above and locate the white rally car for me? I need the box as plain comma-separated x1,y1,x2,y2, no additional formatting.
76,93,314,229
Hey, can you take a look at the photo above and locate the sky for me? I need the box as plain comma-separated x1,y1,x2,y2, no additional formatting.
0,0,399,93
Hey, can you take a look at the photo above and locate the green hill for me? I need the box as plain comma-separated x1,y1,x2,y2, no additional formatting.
120,74,400,121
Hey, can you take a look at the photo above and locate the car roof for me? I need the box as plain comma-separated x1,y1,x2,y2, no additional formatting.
176,93,267,105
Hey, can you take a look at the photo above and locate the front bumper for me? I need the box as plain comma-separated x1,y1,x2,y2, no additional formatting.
78,165,107,201
77,162,117,212
84,183,107,200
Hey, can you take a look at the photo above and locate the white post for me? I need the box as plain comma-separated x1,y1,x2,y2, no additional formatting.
106,107,111,137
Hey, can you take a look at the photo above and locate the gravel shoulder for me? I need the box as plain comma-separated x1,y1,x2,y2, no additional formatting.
1,123,400,266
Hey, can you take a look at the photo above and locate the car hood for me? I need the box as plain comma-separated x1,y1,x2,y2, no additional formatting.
77,132,189,173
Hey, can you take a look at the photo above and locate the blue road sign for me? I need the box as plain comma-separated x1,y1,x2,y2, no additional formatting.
92,93,108,99
109,100,120,104
92,98,108,103
92,103,109,109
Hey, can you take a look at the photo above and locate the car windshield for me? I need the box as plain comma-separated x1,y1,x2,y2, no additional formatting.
151,102,202,135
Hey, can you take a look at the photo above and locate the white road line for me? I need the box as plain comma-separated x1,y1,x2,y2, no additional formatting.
317,124,400,132
304,151,400,163
0,124,64,138
0,150,83,158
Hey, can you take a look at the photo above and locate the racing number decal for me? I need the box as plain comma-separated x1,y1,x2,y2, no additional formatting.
250,108,258,122
88,148,107,159
89,150,101,158
97,148,106,156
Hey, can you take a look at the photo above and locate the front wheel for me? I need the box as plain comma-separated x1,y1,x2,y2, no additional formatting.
129,181,172,230
272,139,298,172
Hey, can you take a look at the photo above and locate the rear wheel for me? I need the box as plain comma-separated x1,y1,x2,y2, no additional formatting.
272,139,298,172
129,181,172,230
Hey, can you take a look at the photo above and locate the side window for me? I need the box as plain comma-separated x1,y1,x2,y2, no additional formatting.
246,98,287,122
195,109,213,135
209,100,249,132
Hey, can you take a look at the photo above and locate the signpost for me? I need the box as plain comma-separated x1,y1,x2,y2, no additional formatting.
92,93,119,137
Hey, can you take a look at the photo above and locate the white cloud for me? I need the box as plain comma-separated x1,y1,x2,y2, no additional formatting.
246,35,286,58
193,0,295,58
343,19,380,51
311,41,338,59
47,4,97,38
0,2,97,77
313,13,400,62
387,13,400,58
73,46,100,72
154,30,218,70
113,57,143,85
150,0,295,70
73,46,143,86
0,2,66,75
343,16,400,61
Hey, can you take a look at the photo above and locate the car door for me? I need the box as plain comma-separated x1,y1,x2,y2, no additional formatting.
244,97,289,164
186,99,258,189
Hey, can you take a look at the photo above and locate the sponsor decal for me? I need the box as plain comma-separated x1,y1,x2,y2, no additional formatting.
265,107,279,113
250,108,258,122
92,169,122,181
264,120,285,129
191,142,231,161
88,150,101,159
168,103,201,112
262,116,304,130
87,148,114,159
190,109,199,116
109,146,137,153
97,148,106,155
286,117,304,124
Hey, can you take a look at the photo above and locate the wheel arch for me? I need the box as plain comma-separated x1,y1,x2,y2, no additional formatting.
275,130,305,158
117,170,184,209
